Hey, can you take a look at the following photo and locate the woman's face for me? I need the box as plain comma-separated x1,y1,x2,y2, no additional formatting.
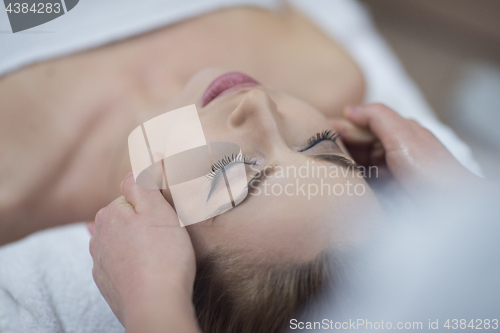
160,68,385,262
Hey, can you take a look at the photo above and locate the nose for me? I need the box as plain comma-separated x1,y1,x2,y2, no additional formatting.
228,89,284,149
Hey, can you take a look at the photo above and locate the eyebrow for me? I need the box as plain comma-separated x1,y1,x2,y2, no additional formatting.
206,162,266,202
207,154,358,220
210,165,276,214
311,154,361,170
236,155,358,201
246,165,277,194
204,167,276,220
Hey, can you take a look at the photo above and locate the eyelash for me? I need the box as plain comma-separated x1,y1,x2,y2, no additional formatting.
298,130,339,152
207,154,256,180
207,130,339,180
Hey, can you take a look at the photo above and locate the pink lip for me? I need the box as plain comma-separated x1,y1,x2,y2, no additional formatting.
202,72,260,107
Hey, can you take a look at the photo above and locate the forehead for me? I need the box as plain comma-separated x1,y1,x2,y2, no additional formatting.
211,174,364,257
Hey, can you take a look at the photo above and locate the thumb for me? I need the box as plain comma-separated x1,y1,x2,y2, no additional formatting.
121,172,172,214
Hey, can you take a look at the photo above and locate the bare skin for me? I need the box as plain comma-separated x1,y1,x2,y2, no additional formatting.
0,6,364,244
90,103,495,333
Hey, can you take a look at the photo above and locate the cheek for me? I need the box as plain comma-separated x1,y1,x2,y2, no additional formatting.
279,108,331,146
199,115,233,143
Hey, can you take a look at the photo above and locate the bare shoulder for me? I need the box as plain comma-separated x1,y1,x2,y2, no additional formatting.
0,53,135,243
278,7,366,117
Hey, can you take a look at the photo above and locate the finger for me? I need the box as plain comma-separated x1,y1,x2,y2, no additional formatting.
87,221,95,236
344,104,417,152
370,140,386,165
121,172,172,213
94,196,133,228
330,117,376,144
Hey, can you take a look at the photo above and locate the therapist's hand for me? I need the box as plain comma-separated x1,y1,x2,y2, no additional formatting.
331,103,485,201
89,172,200,333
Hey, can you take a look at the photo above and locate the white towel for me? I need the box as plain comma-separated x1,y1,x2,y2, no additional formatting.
0,224,123,333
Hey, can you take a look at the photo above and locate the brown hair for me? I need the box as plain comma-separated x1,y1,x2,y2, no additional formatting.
193,247,343,333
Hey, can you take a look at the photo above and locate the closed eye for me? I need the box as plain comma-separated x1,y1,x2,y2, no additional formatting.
300,130,360,169
298,130,340,152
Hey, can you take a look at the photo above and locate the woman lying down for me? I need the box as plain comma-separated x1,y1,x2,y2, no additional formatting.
1,71,493,333
0,2,487,333
87,78,492,333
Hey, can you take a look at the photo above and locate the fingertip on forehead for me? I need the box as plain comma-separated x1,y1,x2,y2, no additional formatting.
122,171,137,189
